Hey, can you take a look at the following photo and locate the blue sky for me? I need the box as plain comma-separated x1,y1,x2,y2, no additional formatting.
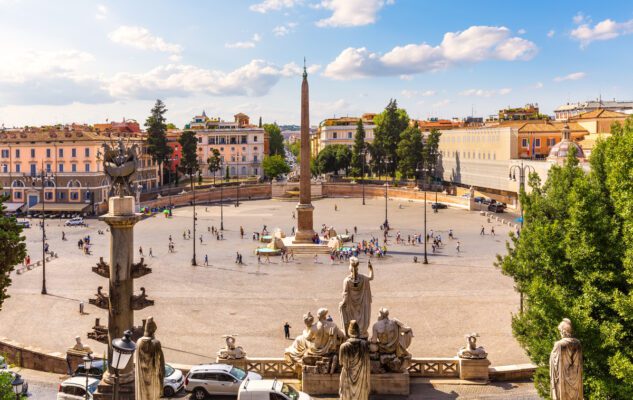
0,0,632,127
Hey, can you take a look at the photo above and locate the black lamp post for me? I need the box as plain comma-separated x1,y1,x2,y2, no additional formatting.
111,330,136,400
383,182,389,229
11,374,23,400
39,162,53,295
509,161,535,229
219,162,224,231
82,354,93,400
190,169,197,266
235,152,241,207
416,162,428,264
361,149,366,206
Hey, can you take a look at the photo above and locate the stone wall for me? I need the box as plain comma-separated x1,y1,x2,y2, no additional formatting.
140,184,272,209
0,337,68,374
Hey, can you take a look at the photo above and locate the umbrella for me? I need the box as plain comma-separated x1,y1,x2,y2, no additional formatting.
514,217,523,223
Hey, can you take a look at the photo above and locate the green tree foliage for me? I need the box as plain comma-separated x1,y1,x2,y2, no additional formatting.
0,196,27,311
423,129,442,182
178,130,199,176
206,148,222,184
258,116,262,128
264,123,284,157
496,118,633,399
350,119,366,177
144,100,173,183
262,155,291,179
317,144,352,175
396,122,423,179
225,165,230,181
289,141,301,158
371,99,409,179
0,372,25,399
166,122,177,130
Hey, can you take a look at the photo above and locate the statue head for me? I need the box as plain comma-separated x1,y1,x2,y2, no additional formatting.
317,308,328,321
558,318,573,338
349,256,359,277
225,335,236,350
144,316,157,337
303,312,314,327
466,333,479,350
348,320,360,338
378,307,389,321
75,336,82,344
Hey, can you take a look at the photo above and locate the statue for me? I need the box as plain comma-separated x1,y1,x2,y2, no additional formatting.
217,335,246,360
550,318,583,400
339,320,370,400
134,317,165,400
339,257,373,338
102,138,139,197
370,307,413,372
71,336,92,354
458,333,487,359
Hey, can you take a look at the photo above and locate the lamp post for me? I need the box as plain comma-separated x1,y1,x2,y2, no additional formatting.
82,354,93,400
416,162,428,264
383,182,389,229
190,169,197,266
219,162,224,231
11,374,23,400
39,162,53,295
111,330,136,400
235,153,241,207
361,149,366,206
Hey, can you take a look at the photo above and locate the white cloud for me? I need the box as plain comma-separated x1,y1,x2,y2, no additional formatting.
547,29,555,38
571,18,633,46
400,89,436,98
432,99,450,108
226,33,262,49
250,0,298,13
109,26,182,54
315,0,394,27
106,60,314,99
399,74,413,81
324,26,537,79
459,88,512,97
573,12,588,25
96,4,107,20
517,28,527,34
273,22,298,36
533,82,543,89
554,72,586,82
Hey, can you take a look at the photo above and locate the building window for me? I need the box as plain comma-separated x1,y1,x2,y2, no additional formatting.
254,155,258,162
70,192,78,200
209,137,216,144
58,192,65,200
30,164,36,175
1,150,8,158
85,164,90,172
333,132,337,139
46,164,51,173
241,136,247,144
71,148,77,157
45,192,53,200
254,168,258,175
2,165,7,173
46,148,51,158
254,146,258,151
85,148,90,157
197,137,202,143
521,138,529,148
58,164,64,173
59,148,64,158
241,155,246,162
14,191,22,199
15,149,20,158
15,164,20,173
253,136,258,142
72,164,77,172
535,138,541,147
348,132,352,139
31,149,35,158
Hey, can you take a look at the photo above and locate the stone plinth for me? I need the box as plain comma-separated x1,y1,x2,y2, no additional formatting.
108,196,135,216
66,349,94,375
293,204,315,243
459,358,491,381
301,370,410,395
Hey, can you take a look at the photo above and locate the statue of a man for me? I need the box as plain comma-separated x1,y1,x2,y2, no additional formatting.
550,318,583,400
134,317,165,400
311,308,345,356
339,320,370,400
285,312,317,364
370,307,413,371
339,257,373,338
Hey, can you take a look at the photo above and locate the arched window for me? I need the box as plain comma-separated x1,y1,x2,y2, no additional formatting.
67,180,81,188
11,179,25,187
44,180,55,188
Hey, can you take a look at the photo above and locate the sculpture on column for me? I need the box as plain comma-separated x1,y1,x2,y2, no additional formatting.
217,335,246,360
550,318,583,400
134,317,165,400
457,333,487,359
369,307,413,372
339,320,370,400
102,139,139,197
339,257,373,338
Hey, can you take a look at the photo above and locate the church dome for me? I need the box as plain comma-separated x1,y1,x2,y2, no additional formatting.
547,122,585,162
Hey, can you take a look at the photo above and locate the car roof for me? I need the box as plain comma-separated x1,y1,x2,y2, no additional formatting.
243,379,282,391
190,363,232,373
63,376,100,386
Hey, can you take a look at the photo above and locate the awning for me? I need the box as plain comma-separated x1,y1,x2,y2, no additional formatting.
28,203,89,213
3,202,24,213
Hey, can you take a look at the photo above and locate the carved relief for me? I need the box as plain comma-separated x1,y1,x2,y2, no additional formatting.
131,287,155,310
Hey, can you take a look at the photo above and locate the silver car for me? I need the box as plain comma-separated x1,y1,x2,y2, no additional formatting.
185,364,262,399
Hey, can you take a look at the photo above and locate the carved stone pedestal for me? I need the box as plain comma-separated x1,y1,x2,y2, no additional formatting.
301,370,410,395
459,358,491,381
93,380,135,400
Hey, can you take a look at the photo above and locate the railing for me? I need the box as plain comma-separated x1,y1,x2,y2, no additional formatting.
407,357,460,377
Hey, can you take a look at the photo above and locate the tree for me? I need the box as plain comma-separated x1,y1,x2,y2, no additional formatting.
317,144,351,175
350,119,366,178
178,130,199,177
496,118,633,399
262,155,290,180
423,129,442,182
144,99,173,186
0,195,27,311
258,116,262,128
166,122,177,130
225,165,230,181
396,122,423,179
207,148,222,185
264,123,284,157
0,371,25,399
372,99,409,179
289,140,301,158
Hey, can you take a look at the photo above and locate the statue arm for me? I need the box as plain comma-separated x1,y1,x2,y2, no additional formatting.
368,264,374,281
158,342,165,383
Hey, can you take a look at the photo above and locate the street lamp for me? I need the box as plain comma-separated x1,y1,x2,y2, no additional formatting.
361,149,367,206
11,374,23,400
416,162,428,264
235,152,241,207
111,330,136,400
39,162,53,295
190,168,197,266
383,182,389,229
82,354,93,400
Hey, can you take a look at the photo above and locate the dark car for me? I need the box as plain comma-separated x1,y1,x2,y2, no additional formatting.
431,202,448,210
488,203,505,213
473,196,485,203
481,198,493,205
73,359,105,378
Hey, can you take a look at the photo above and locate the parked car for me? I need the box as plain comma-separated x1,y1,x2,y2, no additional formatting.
16,220,30,228
1,371,29,396
431,202,448,210
185,364,262,399
481,198,493,205
65,217,84,226
73,359,105,378
163,363,185,397
488,203,505,213
473,196,485,203
57,376,99,399
238,378,312,400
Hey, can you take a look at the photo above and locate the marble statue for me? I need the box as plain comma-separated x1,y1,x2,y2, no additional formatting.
370,307,413,372
285,309,345,368
458,333,488,359
217,335,246,360
340,257,373,338
550,318,583,400
285,312,315,364
339,320,370,400
71,336,92,354
134,317,165,400
102,138,139,197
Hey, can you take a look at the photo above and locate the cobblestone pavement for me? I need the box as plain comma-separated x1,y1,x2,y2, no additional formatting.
2,197,529,368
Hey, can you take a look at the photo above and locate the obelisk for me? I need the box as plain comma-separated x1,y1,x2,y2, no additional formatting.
293,61,316,243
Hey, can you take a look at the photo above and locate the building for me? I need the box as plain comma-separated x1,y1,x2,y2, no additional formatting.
498,104,541,121
186,112,268,179
315,113,376,154
513,120,587,159
554,99,633,120
166,129,182,175
571,109,629,156
94,118,141,134
0,125,159,214
416,118,461,132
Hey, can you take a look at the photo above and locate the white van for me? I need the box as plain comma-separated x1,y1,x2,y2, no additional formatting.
238,378,312,400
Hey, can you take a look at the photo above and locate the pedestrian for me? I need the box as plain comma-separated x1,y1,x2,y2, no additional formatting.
284,322,291,339
257,253,261,264
334,204,338,211
354,226,357,234
25,255,31,266
62,231,66,241
292,211,295,219
149,248,153,257
200,235,203,244
491,226,495,236
456,241,461,253
79,301,85,315
235,252,240,263
240,226,244,239
204,254,209,266
169,235,172,242
480,226,485,235
139,246,144,256
448,229,453,239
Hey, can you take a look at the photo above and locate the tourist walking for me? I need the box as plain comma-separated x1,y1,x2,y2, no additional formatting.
240,226,244,239
491,226,495,236
139,246,144,257
456,241,461,253
284,322,291,339
448,229,453,239
204,254,209,266
149,248,153,257
480,226,485,235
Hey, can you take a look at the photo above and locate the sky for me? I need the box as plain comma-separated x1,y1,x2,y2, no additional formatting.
1,0,632,128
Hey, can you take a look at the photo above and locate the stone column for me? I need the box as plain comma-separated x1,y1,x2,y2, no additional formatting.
294,65,316,243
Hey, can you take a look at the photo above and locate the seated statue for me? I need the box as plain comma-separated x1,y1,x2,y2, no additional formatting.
285,308,345,368
369,308,413,372
72,336,92,354
457,333,488,359
217,335,246,360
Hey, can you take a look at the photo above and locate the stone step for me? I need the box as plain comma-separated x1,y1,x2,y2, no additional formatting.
285,245,331,255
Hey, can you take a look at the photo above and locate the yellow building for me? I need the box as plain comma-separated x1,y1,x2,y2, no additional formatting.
315,113,376,154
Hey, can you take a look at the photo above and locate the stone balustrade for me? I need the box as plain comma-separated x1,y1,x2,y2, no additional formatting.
407,357,460,377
